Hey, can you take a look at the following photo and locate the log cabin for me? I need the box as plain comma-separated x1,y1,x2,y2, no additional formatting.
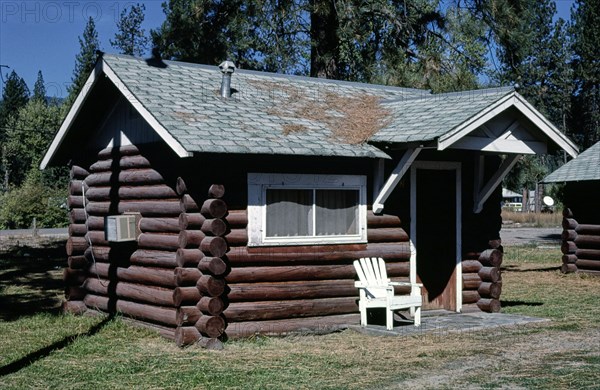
544,141,600,275
41,53,578,347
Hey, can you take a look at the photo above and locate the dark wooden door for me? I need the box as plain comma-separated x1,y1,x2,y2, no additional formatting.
415,168,457,311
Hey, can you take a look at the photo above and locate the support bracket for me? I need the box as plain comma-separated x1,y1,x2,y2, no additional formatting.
473,154,522,213
373,148,422,214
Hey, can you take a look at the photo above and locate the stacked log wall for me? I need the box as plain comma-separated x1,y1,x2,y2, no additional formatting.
224,210,411,339
561,208,600,275
461,244,503,313
72,145,187,340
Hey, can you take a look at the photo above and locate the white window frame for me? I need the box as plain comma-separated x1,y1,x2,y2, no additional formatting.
248,173,367,246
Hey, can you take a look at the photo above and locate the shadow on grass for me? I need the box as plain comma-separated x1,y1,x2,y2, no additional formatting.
501,300,544,307
501,265,561,273
0,314,114,377
0,243,67,321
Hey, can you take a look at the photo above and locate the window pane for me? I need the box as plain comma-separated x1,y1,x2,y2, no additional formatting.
266,189,313,237
315,190,359,236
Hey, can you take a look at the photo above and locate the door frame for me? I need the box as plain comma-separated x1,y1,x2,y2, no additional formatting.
410,161,462,312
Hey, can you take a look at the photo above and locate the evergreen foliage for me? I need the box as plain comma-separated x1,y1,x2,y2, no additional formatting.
67,17,100,106
32,71,47,104
0,70,30,135
110,3,150,56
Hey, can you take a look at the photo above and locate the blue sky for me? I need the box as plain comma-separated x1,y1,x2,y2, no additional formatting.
0,0,576,98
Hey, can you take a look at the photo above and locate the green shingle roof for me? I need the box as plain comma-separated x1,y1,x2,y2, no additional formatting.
103,54,427,159
372,87,515,143
544,141,600,182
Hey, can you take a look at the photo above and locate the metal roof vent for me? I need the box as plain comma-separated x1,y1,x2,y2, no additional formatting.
219,60,236,98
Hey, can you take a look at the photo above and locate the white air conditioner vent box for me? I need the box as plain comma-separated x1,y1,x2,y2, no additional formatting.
105,214,138,242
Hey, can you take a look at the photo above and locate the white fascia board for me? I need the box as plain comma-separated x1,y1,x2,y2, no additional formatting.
438,92,579,158
40,61,102,169
102,60,192,158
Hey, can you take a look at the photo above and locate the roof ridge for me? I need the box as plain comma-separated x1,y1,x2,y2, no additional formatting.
102,53,429,95
382,86,515,104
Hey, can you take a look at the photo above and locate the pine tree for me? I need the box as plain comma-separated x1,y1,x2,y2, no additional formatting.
110,3,149,56
67,17,100,105
571,0,600,148
32,70,47,104
0,70,30,135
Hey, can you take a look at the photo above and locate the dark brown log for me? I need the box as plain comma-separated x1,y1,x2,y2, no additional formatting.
562,254,578,264
66,236,88,256
179,213,206,230
225,210,248,227
89,155,151,172
84,246,111,262
175,177,188,196
68,223,87,237
198,257,228,276
197,296,226,316
179,230,206,248
200,236,228,257
86,216,104,230
226,262,408,283
138,217,180,233
561,263,578,273
67,195,84,209
478,267,501,283
201,219,227,237
85,169,165,187
225,313,358,339
562,218,578,230
89,262,177,288
138,233,180,251
562,229,578,241
195,315,226,338
62,300,87,314
197,337,224,350
68,255,89,269
477,298,501,313
575,248,600,260
462,273,482,290
64,268,87,285
65,286,87,300
175,326,201,347
367,211,401,227
227,279,356,302
196,275,226,297
69,209,87,224
226,243,410,264
176,306,201,326
85,230,108,247
208,184,225,199
226,229,247,246
84,278,177,307
561,241,577,255
174,267,202,286
562,208,573,218
478,282,502,299
575,224,600,236
201,199,227,219
367,228,409,243
575,259,600,271
574,234,600,248
85,185,178,201
173,287,202,306
224,297,358,322
461,260,482,273
83,294,178,326
180,194,199,213
85,200,181,217
176,248,204,267
478,249,503,267
97,144,140,159
69,180,87,196
462,290,481,304
130,249,177,268
70,165,89,180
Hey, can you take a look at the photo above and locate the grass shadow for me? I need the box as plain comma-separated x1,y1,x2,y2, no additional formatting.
501,265,561,273
501,300,544,307
0,243,67,321
0,314,114,377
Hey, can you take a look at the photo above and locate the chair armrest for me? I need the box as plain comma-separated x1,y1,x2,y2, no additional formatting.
388,282,423,287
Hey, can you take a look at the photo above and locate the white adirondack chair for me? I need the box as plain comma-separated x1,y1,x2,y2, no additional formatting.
353,257,422,329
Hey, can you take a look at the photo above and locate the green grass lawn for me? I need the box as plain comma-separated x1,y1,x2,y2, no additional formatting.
1,243,599,389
